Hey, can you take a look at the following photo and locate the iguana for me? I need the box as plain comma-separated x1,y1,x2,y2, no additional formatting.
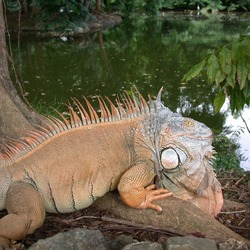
0,89,223,249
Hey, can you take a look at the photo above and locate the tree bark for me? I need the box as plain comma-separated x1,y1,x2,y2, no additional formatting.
0,0,40,139
94,193,250,247
22,0,28,13
96,0,101,12
84,0,92,12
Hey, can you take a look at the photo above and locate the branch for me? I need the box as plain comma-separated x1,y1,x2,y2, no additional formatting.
240,113,250,134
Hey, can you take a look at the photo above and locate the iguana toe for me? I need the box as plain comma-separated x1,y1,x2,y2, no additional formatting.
0,236,12,250
0,241,23,250
138,184,173,212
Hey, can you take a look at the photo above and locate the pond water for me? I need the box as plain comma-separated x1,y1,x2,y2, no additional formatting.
11,12,250,170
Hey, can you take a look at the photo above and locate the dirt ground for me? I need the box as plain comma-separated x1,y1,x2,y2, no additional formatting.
216,170,250,240
0,170,244,248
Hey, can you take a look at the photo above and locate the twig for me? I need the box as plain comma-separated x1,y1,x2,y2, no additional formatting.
238,218,246,226
240,113,250,134
226,224,250,231
101,224,174,236
219,177,239,180
219,210,246,214
101,216,185,237
222,188,240,193
69,215,186,237
235,175,246,186
69,215,100,222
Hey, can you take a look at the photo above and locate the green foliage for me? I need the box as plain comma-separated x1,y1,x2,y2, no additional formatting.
168,0,250,11
182,33,250,113
31,0,90,31
106,0,165,14
213,91,226,113
212,133,244,173
5,0,250,17
105,0,250,13
181,60,206,82
30,98,64,118
6,0,20,12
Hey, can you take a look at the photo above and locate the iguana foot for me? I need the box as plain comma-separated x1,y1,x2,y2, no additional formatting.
0,236,22,250
0,236,10,250
138,184,173,212
0,243,24,250
0,182,46,249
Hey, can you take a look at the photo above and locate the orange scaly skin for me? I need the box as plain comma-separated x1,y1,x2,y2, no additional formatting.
0,90,223,249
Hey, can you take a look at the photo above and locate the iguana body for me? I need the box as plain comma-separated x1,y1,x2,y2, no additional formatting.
0,89,223,249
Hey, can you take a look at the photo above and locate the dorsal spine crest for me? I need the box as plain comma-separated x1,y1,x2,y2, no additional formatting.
0,89,164,166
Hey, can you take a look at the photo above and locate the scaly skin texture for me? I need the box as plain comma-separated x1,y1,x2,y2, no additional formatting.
0,90,223,249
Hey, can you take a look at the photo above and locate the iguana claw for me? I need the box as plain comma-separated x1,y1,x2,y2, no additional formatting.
138,184,173,212
0,237,25,250
0,244,23,250
0,236,9,250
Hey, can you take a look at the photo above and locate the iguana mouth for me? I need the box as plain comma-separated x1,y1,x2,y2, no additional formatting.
188,135,213,140
171,133,213,140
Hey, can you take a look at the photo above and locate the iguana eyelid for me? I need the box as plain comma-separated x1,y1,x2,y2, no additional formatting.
160,146,187,171
183,119,196,128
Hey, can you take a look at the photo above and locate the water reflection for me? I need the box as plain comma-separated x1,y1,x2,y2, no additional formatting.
221,102,250,171
11,13,250,169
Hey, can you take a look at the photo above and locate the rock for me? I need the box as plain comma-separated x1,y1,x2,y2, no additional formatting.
165,235,218,250
122,241,163,250
218,238,249,250
28,229,108,250
28,229,137,250
28,229,249,250
110,235,138,249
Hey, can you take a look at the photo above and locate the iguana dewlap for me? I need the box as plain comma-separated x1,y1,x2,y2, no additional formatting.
0,89,223,248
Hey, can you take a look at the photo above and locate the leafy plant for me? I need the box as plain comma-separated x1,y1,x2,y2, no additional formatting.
6,0,20,12
212,132,244,174
30,97,65,118
182,33,250,113
196,0,225,12
31,0,90,31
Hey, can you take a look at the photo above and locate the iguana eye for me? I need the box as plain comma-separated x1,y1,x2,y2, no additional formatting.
183,119,195,129
160,147,187,170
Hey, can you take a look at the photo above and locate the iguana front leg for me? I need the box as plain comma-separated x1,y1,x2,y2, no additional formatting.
0,181,46,249
117,160,172,212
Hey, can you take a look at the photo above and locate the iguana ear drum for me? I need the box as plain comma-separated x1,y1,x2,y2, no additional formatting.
160,147,187,170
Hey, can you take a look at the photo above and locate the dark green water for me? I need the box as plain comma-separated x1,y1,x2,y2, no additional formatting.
12,12,250,169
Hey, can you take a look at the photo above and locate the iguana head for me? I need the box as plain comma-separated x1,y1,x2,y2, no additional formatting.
141,90,223,217
158,114,223,216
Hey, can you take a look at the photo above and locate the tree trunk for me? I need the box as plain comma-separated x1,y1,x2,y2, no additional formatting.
94,193,250,247
84,0,92,12
0,0,40,139
22,0,28,13
96,0,101,12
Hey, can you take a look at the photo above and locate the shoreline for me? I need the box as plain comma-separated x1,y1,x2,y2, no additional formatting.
6,11,122,37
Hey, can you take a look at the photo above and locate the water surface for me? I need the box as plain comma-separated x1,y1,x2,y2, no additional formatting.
12,12,250,169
